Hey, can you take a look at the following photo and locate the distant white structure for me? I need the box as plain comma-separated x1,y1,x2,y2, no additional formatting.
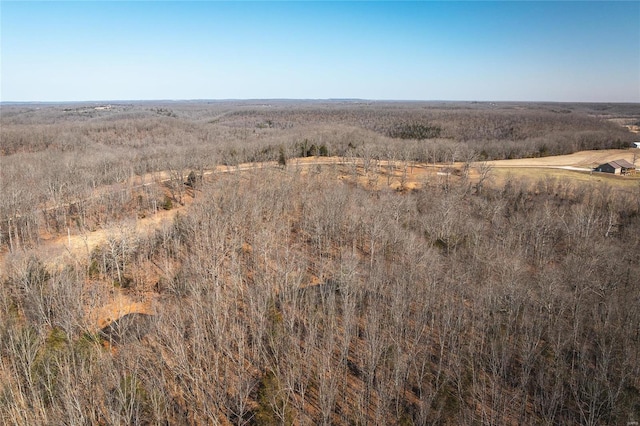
633,142,640,149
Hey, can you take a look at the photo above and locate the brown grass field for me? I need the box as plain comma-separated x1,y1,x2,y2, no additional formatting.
487,148,638,168
486,148,640,189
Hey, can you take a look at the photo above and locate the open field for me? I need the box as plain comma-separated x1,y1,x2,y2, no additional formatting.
486,148,640,189
491,166,640,189
1,101,639,425
487,148,638,168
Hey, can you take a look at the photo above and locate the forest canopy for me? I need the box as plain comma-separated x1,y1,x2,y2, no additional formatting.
1,100,639,424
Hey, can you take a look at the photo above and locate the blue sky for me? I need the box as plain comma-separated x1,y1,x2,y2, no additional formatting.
1,1,639,102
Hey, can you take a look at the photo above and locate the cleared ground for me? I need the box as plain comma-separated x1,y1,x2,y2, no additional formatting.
487,148,638,168
486,149,640,189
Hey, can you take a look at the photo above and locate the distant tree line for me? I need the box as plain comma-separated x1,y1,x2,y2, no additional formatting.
386,122,442,140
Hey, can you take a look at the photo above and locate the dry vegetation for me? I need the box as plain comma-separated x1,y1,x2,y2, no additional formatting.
1,100,640,425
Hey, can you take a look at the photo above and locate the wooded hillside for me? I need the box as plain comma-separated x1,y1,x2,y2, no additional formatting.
1,101,639,425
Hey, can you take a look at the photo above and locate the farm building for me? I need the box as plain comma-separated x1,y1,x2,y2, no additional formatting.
594,159,636,175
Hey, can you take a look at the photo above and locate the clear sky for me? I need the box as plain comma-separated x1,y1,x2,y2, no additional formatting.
1,1,639,102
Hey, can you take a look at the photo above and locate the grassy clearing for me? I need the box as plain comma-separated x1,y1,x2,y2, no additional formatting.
491,166,640,190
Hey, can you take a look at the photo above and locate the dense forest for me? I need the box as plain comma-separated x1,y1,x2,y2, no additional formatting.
1,101,639,424
1,101,636,251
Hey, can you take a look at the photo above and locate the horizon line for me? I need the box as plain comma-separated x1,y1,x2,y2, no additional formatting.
2,98,639,106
